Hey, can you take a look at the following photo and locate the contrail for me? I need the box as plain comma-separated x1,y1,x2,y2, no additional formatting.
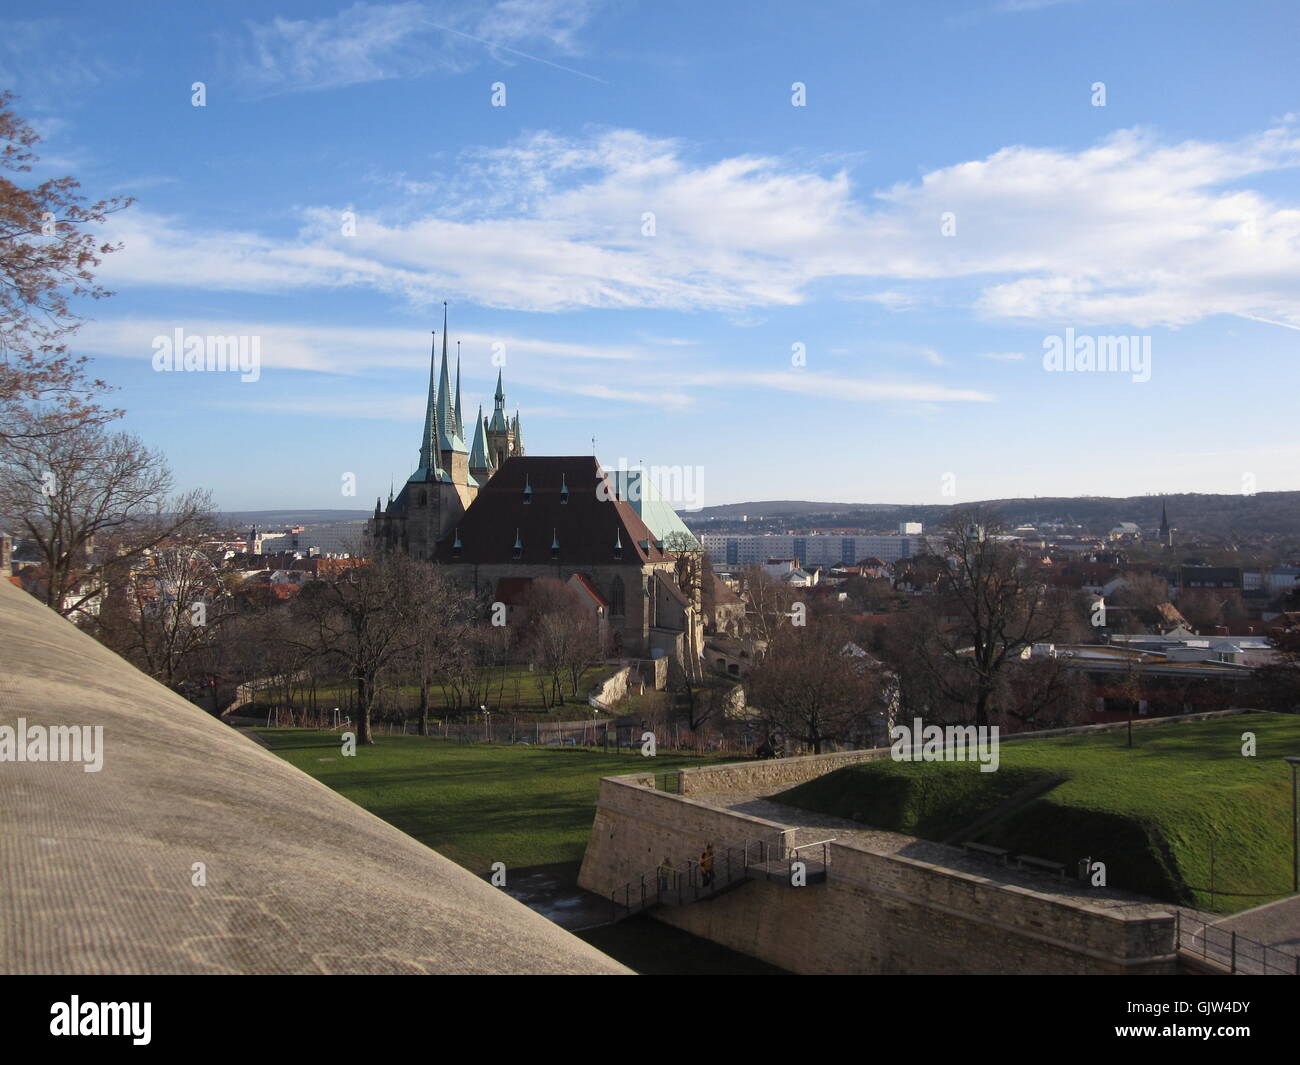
426,21,609,84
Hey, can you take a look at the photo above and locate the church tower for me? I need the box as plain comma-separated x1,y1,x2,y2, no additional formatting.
369,304,478,560
1159,501,1172,550
485,369,525,469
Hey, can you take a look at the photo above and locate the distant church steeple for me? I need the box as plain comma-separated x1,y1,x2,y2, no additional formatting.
1159,502,1172,549
371,301,527,556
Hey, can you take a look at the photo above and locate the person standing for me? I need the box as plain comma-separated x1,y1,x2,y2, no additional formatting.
700,843,715,888
657,856,674,895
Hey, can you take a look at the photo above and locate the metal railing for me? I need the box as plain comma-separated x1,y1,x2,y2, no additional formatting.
1176,911,1300,975
607,833,834,922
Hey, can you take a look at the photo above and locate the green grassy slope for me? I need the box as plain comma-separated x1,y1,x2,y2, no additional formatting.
776,714,1300,913
254,730,721,871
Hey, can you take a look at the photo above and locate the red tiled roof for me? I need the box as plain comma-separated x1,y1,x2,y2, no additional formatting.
569,572,607,607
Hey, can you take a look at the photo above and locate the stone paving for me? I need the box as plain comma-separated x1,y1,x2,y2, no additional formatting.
704,788,1177,915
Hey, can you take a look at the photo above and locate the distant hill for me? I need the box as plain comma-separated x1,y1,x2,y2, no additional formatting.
687,492,1300,538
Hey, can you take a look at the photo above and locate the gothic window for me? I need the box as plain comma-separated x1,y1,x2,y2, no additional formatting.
610,576,625,616
418,491,427,507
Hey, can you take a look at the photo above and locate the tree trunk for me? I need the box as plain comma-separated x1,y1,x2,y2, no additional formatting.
356,671,373,744
418,674,430,736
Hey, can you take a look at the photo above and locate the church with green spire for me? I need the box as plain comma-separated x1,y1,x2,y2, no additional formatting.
369,306,525,560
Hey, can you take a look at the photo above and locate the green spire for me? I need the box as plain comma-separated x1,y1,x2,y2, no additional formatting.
469,404,492,471
436,303,467,454
417,331,438,473
489,368,509,432
454,342,464,439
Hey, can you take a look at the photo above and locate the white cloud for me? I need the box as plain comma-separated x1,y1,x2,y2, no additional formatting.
78,318,641,377
82,317,991,411
227,0,605,95
96,122,1300,329
977,351,1026,361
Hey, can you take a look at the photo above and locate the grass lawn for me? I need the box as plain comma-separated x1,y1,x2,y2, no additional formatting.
254,729,725,872
777,713,1300,914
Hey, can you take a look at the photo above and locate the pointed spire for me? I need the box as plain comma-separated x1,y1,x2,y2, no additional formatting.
469,403,492,472
436,302,467,454
418,331,438,474
513,408,524,454
488,367,509,432
454,342,464,439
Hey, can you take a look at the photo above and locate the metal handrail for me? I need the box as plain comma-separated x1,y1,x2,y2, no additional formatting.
1175,910,1300,975
608,832,835,922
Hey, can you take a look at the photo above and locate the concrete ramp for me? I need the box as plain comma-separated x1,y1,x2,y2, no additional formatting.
0,581,628,975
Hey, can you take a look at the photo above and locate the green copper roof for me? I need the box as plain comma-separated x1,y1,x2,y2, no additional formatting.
608,469,698,546
436,309,467,454
468,404,492,470
488,369,509,432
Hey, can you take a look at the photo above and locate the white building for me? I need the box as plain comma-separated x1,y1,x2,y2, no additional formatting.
699,532,939,569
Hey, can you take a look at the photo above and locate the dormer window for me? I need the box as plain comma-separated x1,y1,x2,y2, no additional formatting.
453,529,462,557
560,472,569,504
613,530,623,560
551,528,560,558
513,529,523,559
522,473,532,504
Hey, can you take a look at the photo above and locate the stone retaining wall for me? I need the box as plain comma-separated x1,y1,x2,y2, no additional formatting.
578,775,1178,974
675,707,1258,797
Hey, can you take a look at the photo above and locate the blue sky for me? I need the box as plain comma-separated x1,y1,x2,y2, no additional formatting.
6,0,1300,511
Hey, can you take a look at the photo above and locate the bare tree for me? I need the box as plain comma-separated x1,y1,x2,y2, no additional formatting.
94,543,236,687
401,563,472,735
736,565,796,645
290,554,418,745
896,508,1076,728
0,93,130,441
747,613,881,753
521,579,602,707
0,418,212,616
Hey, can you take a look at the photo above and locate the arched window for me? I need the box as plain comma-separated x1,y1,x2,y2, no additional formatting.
610,576,626,616
418,490,427,507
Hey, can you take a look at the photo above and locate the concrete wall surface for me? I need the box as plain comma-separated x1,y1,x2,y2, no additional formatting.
0,581,629,975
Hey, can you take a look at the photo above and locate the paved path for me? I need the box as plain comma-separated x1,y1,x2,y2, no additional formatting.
1178,897,1300,974
706,789,1171,914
